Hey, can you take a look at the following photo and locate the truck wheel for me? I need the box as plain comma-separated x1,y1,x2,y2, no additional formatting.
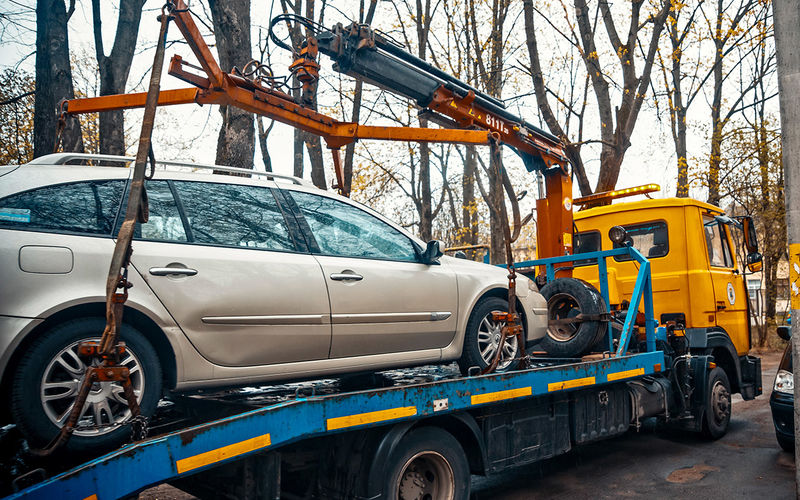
538,278,605,358
458,297,519,374
776,433,795,453
11,318,162,453
383,427,470,500
701,367,731,440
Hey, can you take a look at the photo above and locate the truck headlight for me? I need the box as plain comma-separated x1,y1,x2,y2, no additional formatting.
774,369,794,395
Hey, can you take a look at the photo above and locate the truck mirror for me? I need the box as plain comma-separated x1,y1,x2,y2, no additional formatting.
746,252,762,273
777,325,791,341
742,216,759,253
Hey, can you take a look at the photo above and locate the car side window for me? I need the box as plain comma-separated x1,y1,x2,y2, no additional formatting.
139,181,188,242
289,191,418,262
0,180,125,235
703,216,733,268
172,180,295,251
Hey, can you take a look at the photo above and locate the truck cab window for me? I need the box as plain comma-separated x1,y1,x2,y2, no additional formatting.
703,215,733,268
612,221,669,262
574,230,601,266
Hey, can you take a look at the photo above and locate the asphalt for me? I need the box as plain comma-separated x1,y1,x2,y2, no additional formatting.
471,349,795,499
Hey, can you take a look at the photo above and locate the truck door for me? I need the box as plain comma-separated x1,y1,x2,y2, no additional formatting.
702,215,749,354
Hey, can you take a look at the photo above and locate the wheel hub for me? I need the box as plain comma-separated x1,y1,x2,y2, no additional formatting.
710,380,730,423
477,313,518,370
397,451,455,500
40,337,145,436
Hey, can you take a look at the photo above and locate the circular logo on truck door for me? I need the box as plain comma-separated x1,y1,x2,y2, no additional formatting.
727,282,736,305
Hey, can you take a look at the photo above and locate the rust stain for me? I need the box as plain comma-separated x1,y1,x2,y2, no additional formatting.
179,427,204,446
666,464,720,483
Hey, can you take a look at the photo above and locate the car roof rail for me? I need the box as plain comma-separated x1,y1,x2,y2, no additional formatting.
25,153,313,187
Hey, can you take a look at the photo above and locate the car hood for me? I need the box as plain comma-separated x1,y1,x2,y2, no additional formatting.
439,255,537,294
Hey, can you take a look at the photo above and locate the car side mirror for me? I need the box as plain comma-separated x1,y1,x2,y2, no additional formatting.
742,216,759,254
746,252,762,273
454,250,467,259
778,325,791,341
420,240,444,265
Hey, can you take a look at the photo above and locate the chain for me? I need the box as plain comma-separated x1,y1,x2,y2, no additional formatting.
130,415,150,442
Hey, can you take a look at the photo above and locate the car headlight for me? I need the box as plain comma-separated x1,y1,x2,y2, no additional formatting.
774,369,794,395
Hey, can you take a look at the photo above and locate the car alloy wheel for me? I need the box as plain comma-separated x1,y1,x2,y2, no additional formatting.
40,337,145,436
476,312,518,371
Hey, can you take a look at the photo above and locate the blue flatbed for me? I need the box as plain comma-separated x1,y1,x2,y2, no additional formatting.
8,351,663,500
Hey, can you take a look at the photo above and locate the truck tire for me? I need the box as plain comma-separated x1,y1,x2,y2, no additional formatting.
458,297,519,374
11,318,162,453
382,427,470,500
538,278,605,358
701,367,731,440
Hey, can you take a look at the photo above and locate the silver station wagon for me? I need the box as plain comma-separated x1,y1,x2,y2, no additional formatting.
0,153,548,450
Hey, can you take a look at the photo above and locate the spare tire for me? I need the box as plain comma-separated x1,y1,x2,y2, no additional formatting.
539,278,606,358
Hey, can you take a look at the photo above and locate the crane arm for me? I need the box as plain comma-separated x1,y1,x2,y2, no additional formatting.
57,2,574,261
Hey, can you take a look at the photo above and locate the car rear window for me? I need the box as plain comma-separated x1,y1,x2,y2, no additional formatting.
172,180,295,251
0,180,125,235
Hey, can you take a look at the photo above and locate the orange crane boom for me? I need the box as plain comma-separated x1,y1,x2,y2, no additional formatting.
58,0,575,262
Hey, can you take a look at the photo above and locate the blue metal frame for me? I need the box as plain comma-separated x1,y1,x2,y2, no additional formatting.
7,352,663,500
511,246,657,357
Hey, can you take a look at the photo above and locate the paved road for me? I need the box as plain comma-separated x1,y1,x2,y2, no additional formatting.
471,349,794,499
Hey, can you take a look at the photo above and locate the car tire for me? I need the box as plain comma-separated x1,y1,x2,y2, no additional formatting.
382,427,470,500
701,367,731,440
777,433,795,453
11,318,162,453
457,297,519,375
538,278,606,358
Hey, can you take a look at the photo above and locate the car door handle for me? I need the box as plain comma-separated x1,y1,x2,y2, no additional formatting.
330,273,363,281
149,267,198,276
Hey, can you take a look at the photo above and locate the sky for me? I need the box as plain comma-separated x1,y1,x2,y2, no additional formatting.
0,0,780,221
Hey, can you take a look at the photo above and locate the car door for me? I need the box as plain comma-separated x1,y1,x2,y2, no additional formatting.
126,179,332,367
285,189,458,358
703,214,749,353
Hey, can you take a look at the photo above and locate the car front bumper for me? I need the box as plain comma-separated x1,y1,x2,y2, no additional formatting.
770,390,794,441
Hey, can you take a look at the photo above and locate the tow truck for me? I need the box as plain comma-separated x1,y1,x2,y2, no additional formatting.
4,2,762,498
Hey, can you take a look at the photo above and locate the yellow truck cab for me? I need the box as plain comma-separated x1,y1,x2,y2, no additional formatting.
572,197,762,400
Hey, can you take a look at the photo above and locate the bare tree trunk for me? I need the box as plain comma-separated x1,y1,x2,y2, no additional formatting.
522,0,591,195
462,145,478,249
708,29,725,205
91,0,145,156
302,0,327,189
343,0,378,193
419,118,433,241
412,0,434,239
488,146,505,264
34,0,83,157
257,117,273,172
209,0,254,170
469,0,511,258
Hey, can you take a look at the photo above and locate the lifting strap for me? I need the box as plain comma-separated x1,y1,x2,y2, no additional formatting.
28,3,174,456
